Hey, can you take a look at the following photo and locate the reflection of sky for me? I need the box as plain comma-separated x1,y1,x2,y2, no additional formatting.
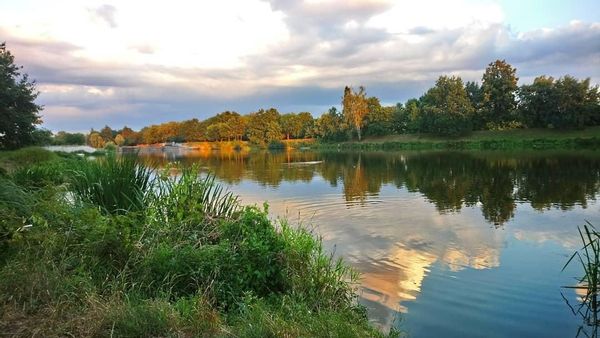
221,175,599,336
137,149,600,337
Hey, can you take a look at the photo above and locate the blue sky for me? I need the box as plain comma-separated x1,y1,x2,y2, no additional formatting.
1,0,598,132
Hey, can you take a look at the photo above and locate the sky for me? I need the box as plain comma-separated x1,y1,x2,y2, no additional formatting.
1,0,599,132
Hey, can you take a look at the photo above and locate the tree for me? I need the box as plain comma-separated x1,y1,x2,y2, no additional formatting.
100,125,116,142
0,43,42,149
518,76,558,128
118,126,139,145
481,60,518,128
296,112,314,138
342,86,369,141
88,132,105,148
420,75,474,136
114,134,125,146
31,128,53,146
246,108,282,146
554,76,596,129
280,113,302,140
364,97,394,136
315,107,348,141
465,81,484,130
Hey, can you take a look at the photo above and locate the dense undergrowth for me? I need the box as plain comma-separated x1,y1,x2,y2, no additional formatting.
0,148,392,337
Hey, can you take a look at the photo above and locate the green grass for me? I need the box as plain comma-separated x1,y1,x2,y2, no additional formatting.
315,126,600,150
0,152,393,337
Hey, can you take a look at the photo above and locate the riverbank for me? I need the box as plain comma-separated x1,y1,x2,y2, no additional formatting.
0,148,391,337
315,127,600,150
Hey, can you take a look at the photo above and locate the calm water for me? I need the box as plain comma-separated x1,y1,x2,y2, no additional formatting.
134,148,600,337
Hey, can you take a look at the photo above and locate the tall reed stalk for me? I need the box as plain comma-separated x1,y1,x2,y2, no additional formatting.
563,221,600,329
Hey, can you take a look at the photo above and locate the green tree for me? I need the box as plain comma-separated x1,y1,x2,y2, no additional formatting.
315,107,348,141
31,128,53,145
465,81,484,130
296,112,314,138
518,76,558,128
420,75,474,136
481,60,519,128
0,42,42,149
246,108,282,146
342,86,369,141
280,113,302,140
364,97,394,136
554,76,598,129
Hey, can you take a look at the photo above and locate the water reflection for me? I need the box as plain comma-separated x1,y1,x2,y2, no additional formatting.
132,148,600,336
134,149,600,226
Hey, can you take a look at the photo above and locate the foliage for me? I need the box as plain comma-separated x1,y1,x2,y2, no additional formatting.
315,107,349,142
481,59,519,127
246,108,283,147
87,132,105,148
420,75,474,136
31,128,54,146
365,97,395,136
0,43,42,150
53,131,86,145
343,86,369,141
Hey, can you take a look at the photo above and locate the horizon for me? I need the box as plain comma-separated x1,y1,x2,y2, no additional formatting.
2,0,599,133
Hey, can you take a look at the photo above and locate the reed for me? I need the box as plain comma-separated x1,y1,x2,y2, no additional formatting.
563,221,600,327
69,154,153,215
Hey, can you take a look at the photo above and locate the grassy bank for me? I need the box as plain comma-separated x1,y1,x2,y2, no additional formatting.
314,127,600,150
0,148,392,337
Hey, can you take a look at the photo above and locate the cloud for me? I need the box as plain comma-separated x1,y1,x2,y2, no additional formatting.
0,1,598,131
90,4,118,28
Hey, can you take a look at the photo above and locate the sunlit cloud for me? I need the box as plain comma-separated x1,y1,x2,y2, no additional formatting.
0,0,598,131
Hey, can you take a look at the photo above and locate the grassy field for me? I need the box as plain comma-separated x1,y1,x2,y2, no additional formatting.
0,148,394,337
315,126,600,150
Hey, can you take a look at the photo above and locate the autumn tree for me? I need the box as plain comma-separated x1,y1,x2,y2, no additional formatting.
342,86,369,141
88,132,105,148
481,60,518,128
420,75,474,136
100,125,116,142
0,43,42,149
114,134,125,146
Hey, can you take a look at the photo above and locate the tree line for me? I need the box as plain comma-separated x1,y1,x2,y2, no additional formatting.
84,59,598,148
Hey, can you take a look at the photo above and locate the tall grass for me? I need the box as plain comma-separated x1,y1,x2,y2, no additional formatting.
70,154,153,215
563,221,600,329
